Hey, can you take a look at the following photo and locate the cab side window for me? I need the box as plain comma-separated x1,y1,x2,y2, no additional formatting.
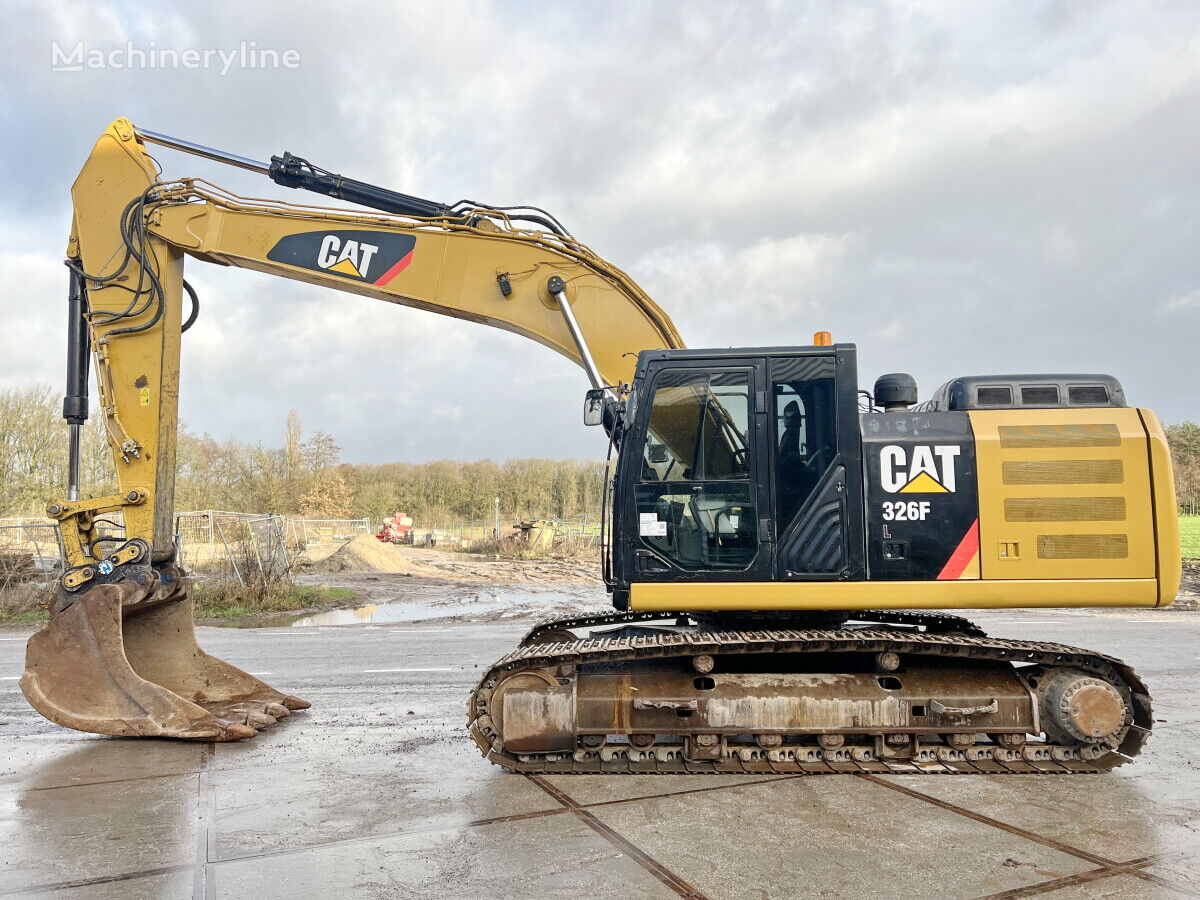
635,369,757,571
772,356,837,529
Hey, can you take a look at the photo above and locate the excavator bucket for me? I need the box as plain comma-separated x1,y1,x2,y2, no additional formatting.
21,572,308,741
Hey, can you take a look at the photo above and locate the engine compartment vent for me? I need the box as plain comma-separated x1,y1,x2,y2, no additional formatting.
1005,496,1127,522
1037,534,1129,559
998,424,1122,449
972,407,1154,581
976,386,1013,407
1021,385,1060,406
914,374,1125,412
1068,384,1110,405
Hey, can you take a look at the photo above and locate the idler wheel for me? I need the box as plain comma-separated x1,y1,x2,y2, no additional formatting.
1039,669,1128,744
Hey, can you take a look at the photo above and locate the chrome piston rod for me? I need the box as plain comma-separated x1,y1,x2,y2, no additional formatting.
547,275,607,393
134,127,270,175
66,425,82,503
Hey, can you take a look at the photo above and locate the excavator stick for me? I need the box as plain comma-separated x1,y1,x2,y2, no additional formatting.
19,119,324,743
21,571,308,741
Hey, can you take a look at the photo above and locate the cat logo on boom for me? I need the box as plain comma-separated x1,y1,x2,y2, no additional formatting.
879,444,961,493
317,235,377,278
266,229,417,286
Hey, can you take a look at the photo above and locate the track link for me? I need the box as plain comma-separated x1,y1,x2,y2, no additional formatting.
472,622,1150,775
518,608,987,647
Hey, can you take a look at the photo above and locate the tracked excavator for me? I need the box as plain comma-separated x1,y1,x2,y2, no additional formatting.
23,119,1180,774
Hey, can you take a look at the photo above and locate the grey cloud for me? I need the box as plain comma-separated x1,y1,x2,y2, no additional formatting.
1,0,1198,466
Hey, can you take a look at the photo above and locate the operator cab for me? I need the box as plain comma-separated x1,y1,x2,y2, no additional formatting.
605,343,866,605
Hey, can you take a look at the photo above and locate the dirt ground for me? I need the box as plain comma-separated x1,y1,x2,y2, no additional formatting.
301,538,600,584
203,544,608,629
1174,561,1200,609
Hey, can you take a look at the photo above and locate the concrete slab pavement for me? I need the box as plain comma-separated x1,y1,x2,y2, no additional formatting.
0,605,1196,899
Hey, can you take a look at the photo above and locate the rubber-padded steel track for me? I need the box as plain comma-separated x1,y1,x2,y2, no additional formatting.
471,618,1151,775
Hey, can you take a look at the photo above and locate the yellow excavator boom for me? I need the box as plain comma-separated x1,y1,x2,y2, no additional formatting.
22,118,683,741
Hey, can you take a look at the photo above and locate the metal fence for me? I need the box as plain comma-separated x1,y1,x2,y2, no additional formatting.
406,515,601,550
176,512,369,547
286,517,372,546
0,518,65,574
228,515,289,584
174,512,372,584
0,509,369,587
174,511,292,585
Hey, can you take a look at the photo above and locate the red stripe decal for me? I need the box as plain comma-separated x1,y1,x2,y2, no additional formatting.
373,250,414,286
937,519,980,580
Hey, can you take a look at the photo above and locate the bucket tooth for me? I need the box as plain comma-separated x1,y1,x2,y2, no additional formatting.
21,577,307,741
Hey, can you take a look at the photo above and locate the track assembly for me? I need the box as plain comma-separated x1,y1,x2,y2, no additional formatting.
468,611,1150,775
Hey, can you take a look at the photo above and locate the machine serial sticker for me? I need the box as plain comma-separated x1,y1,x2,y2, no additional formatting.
639,513,667,537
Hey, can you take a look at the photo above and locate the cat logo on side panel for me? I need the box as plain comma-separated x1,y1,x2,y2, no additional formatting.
879,445,960,493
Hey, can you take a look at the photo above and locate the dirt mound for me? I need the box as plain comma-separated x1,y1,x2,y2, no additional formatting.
314,534,413,574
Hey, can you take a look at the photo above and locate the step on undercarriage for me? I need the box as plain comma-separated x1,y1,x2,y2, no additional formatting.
468,610,1151,775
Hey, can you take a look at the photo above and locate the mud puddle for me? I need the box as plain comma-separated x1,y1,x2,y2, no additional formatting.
209,572,607,629
288,586,583,626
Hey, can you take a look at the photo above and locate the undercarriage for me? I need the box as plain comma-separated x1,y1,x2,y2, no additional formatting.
468,610,1151,775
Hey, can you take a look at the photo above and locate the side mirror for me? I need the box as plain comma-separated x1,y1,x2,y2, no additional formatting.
583,389,605,426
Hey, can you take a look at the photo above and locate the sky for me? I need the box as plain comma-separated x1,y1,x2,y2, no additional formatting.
1,1,1198,464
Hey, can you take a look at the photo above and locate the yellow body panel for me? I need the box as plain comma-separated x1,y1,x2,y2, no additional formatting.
630,578,1158,611
970,408,1156,582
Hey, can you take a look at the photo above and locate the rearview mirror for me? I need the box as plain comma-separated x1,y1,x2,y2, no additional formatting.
583,389,605,426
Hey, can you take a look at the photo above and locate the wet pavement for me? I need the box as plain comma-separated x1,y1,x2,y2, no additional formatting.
0,603,1197,899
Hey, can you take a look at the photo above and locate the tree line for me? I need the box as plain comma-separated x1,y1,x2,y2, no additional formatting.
1167,422,1200,515
0,386,607,524
3,385,1197,520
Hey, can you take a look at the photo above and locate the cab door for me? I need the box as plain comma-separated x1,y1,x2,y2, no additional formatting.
768,350,866,580
628,359,773,581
